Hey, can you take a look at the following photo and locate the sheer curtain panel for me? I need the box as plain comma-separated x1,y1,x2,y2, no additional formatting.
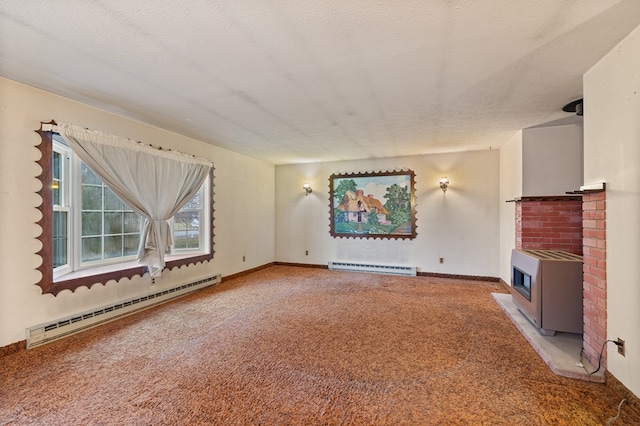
51,122,212,277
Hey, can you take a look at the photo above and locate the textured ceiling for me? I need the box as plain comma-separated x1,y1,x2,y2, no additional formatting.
1,1,639,165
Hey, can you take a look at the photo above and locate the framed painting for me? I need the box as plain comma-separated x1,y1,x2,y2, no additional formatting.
329,169,417,239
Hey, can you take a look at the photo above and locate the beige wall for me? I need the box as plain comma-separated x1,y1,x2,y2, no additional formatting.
584,24,640,396
275,150,500,277
498,131,523,284
522,123,583,197
0,78,276,347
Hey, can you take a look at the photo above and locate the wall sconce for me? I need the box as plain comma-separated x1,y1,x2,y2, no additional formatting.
439,177,449,193
303,183,313,195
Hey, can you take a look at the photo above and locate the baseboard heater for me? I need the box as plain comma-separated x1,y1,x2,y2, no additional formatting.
328,262,416,276
26,273,221,349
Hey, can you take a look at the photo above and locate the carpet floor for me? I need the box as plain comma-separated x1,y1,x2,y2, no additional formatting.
1,266,638,425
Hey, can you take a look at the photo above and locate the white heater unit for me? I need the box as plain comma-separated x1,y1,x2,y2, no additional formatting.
328,262,416,276
26,273,221,348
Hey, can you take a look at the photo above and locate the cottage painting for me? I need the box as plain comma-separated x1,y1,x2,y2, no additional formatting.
329,170,417,239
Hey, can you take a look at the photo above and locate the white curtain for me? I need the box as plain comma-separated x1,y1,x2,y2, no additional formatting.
54,122,212,277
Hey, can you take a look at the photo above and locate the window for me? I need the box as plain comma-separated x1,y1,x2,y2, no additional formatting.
79,161,142,263
52,140,71,275
171,184,209,253
36,123,214,295
53,134,146,277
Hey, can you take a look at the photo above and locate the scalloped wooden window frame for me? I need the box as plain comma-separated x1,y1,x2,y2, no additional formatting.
35,121,215,296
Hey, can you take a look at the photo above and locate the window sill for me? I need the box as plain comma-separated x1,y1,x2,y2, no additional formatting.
54,260,142,282
49,252,212,295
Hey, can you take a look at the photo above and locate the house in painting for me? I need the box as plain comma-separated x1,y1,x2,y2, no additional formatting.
336,189,389,224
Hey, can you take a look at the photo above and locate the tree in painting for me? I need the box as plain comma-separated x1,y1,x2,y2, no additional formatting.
333,179,357,202
367,207,379,225
384,183,411,225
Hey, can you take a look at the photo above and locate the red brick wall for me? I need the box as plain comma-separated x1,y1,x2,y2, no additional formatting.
515,197,583,255
582,192,607,366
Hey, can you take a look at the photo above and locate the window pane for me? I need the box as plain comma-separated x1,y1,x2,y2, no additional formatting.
186,235,200,249
52,211,68,268
123,212,141,233
104,212,123,234
53,151,61,179
173,232,186,249
81,163,101,185
173,211,200,249
81,212,102,236
79,168,142,265
104,188,124,211
104,235,123,259
52,151,62,206
81,237,102,262
52,182,61,206
124,234,139,256
82,185,103,210
183,192,201,209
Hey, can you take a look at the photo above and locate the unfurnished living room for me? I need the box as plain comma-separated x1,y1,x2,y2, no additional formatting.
1,1,639,424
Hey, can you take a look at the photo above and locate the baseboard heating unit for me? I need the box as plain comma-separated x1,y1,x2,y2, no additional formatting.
328,262,416,276
26,273,221,349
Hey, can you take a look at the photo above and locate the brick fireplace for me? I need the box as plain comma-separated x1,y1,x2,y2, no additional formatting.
581,191,607,367
515,196,583,255
514,192,607,368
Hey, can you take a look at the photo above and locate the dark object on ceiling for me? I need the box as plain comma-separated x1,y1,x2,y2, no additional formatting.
563,99,583,116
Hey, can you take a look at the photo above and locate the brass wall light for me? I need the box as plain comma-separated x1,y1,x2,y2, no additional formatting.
439,177,449,193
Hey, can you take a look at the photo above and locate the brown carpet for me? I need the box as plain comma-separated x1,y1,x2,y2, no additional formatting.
1,266,638,425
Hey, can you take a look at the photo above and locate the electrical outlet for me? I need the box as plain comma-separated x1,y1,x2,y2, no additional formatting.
305,250,309,256
439,257,444,264
242,256,246,262
617,338,625,356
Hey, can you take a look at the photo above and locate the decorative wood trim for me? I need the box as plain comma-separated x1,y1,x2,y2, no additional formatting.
35,121,56,295
506,195,583,203
222,263,276,282
273,263,499,282
208,166,216,261
417,271,500,282
566,182,607,194
52,266,147,295
499,278,512,293
273,262,328,269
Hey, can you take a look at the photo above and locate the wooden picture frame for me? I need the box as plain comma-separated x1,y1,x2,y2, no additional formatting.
329,170,417,239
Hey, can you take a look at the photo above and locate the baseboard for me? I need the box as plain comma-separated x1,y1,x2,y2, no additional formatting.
273,263,498,282
273,263,497,281
417,271,500,282
274,262,328,269
0,340,26,358
499,278,512,292
222,263,276,282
